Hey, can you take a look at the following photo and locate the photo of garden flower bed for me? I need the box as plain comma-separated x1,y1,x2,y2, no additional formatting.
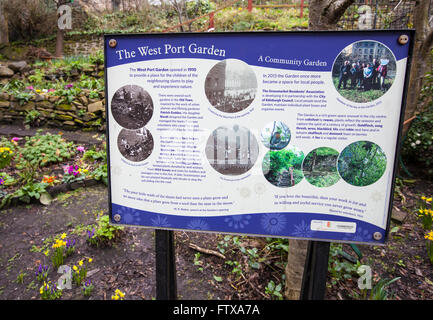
262,145,304,188
302,147,340,188
337,140,387,187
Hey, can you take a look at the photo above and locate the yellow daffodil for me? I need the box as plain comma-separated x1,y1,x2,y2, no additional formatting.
78,260,84,266
73,265,78,271
88,258,93,263
426,198,432,203
61,233,67,240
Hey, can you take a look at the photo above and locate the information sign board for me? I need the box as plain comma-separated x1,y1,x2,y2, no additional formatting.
105,31,413,244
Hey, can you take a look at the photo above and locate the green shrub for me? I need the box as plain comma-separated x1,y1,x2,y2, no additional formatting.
17,131,75,168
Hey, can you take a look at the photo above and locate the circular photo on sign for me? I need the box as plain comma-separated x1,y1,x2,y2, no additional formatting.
117,127,154,162
332,40,396,103
205,124,259,176
262,145,304,188
205,59,257,113
337,141,386,186
111,84,153,129
302,147,340,187
261,121,291,150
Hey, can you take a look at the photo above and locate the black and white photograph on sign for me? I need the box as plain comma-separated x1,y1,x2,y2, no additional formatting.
261,121,291,150
337,141,387,187
117,128,154,162
205,124,259,176
205,59,257,113
111,84,153,129
262,145,304,188
303,147,340,188
332,41,396,103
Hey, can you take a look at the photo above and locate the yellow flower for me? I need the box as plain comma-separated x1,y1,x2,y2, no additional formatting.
88,258,93,263
73,265,78,271
79,260,84,266
422,196,427,200
112,295,119,300
61,233,67,240
426,198,432,203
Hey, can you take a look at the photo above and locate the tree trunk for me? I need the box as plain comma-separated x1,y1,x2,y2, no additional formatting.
402,0,433,136
55,28,64,58
308,0,355,31
284,0,355,300
0,3,8,45
285,239,308,299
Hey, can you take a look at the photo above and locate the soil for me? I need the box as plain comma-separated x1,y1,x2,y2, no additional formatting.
1,126,433,301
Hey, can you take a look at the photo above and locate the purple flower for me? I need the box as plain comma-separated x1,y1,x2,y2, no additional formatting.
11,137,22,142
65,84,73,89
26,86,34,90
0,178,4,185
77,146,85,152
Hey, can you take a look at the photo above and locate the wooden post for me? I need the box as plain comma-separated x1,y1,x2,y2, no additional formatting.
248,0,253,12
300,0,304,18
209,12,214,29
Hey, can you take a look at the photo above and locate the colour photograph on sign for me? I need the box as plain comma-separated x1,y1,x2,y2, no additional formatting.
105,31,412,244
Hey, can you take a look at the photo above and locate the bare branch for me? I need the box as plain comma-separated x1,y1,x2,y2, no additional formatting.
327,0,356,25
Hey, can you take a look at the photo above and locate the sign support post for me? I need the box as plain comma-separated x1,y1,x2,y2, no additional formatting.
299,241,330,300
155,229,177,300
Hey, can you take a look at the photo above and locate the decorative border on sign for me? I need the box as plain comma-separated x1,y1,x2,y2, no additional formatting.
111,203,385,244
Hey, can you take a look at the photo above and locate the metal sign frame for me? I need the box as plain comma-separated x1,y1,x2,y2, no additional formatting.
104,30,415,246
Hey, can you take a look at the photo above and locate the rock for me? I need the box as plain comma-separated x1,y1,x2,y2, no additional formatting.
8,61,28,73
0,100,10,108
34,94,44,102
87,100,104,113
55,114,73,121
35,100,53,109
55,104,76,112
78,96,88,105
11,101,35,111
0,66,14,77
391,208,408,223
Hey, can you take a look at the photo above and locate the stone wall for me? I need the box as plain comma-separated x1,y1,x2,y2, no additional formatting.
0,91,106,131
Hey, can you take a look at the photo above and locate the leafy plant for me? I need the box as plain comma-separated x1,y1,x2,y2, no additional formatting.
265,280,283,300
24,110,41,126
0,146,13,169
39,281,62,300
328,243,361,284
368,277,401,300
14,91,34,106
17,131,75,168
86,215,123,247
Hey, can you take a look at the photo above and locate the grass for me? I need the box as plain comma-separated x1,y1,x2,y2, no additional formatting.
333,77,394,103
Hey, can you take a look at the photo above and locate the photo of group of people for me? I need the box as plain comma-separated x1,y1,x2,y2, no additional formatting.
111,84,154,162
333,41,396,103
205,59,257,113
117,128,154,162
111,84,154,130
